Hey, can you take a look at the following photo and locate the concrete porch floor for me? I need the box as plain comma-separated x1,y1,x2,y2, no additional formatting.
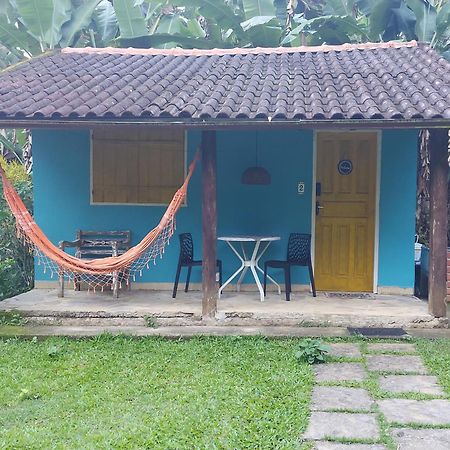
0,288,447,329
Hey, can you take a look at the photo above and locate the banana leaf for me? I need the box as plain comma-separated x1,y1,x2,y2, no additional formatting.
15,0,72,48
113,0,148,39
405,0,437,43
93,0,118,43
61,0,102,47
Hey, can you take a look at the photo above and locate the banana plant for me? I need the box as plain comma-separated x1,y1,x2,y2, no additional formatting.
405,0,450,56
360,0,450,58
281,0,450,57
0,0,118,59
114,0,289,49
114,0,244,49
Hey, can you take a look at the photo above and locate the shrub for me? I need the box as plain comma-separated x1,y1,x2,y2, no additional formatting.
144,315,158,328
0,157,33,300
295,338,330,364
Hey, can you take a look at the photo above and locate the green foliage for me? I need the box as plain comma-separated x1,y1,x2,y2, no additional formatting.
0,129,31,166
143,315,158,328
0,157,33,301
242,0,277,17
18,388,41,401
0,310,27,326
15,0,73,49
92,0,118,43
113,0,147,39
61,0,103,47
0,0,449,62
46,344,63,357
295,338,330,364
406,0,437,42
367,0,416,41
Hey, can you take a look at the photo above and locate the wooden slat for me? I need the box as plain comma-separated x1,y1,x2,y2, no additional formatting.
92,128,184,204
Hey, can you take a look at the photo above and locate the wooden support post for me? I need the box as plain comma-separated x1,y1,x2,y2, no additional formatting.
58,241,64,298
428,128,448,318
111,241,119,299
58,269,64,298
202,130,218,320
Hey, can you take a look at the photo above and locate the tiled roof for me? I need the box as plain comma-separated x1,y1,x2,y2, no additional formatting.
0,41,449,125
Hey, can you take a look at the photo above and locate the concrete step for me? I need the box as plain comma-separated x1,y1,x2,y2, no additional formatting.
0,324,349,338
6,310,448,329
1,324,449,339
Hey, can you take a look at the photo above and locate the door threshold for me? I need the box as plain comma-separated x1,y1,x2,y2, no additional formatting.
323,292,375,299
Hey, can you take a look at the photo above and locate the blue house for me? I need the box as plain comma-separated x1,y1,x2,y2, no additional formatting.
0,40,448,319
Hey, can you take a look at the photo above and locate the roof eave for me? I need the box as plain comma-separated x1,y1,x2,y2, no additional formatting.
0,117,449,130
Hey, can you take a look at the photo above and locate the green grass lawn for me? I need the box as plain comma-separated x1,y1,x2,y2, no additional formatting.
416,338,450,396
0,336,313,449
1,335,449,450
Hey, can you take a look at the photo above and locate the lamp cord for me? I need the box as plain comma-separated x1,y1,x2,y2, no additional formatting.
255,131,258,167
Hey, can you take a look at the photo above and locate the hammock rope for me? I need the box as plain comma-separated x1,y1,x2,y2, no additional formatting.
0,151,199,291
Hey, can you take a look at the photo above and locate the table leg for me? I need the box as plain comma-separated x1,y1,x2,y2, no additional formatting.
218,241,245,298
250,265,265,302
255,241,282,295
218,263,244,298
236,241,249,292
248,240,266,302
236,267,249,291
255,265,281,295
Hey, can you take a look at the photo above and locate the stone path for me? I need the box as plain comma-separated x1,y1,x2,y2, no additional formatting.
303,342,450,450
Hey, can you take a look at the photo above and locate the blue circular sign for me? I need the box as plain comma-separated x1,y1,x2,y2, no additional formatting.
338,159,353,175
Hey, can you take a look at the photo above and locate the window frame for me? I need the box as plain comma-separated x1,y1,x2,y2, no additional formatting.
89,129,187,207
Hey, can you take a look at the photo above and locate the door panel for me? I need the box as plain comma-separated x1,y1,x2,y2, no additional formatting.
315,132,377,292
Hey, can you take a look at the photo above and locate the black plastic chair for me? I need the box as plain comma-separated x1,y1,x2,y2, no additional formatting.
263,233,316,301
172,233,222,298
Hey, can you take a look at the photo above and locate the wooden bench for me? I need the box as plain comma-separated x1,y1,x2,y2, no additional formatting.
58,230,131,298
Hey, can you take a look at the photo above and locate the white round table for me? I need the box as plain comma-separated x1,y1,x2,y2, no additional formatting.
218,235,281,302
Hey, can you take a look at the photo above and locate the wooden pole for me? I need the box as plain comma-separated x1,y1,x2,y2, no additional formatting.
428,128,448,318
202,130,217,319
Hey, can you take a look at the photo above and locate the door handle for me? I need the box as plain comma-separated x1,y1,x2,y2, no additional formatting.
316,201,324,216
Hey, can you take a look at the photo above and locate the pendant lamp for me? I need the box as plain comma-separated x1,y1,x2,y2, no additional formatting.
241,131,271,185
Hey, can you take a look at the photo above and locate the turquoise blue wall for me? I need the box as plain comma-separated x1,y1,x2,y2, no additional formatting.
33,128,417,289
378,129,418,288
33,128,314,285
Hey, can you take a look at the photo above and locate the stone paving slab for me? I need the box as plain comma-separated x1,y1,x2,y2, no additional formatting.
390,428,450,450
366,355,427,374
304,412,380,440
367,343,416,353
313,443,387,450
314,363,367,382
311,386,373,411
379,375,444,396
328,343,362,358
378,399,450,425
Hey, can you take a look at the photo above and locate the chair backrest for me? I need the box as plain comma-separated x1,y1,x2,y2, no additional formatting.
287,233,311,264
76,230,131,258
179,233,194,263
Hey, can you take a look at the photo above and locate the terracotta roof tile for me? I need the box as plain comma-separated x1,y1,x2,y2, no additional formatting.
0,41,449,123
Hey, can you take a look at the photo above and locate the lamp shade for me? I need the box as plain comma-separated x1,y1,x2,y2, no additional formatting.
241,166,271,185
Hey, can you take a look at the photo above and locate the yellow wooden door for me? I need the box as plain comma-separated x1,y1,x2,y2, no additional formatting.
314,132,377,292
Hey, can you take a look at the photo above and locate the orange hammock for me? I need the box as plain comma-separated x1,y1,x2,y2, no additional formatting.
0,152,199,290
